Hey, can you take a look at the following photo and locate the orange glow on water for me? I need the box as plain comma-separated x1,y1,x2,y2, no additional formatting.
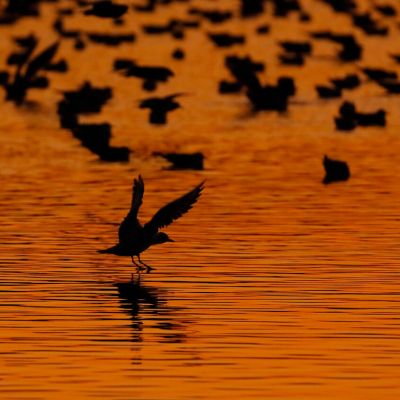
1,0,400,399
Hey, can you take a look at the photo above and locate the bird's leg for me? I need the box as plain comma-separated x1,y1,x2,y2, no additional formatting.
137,255,154,273
131,255,145,275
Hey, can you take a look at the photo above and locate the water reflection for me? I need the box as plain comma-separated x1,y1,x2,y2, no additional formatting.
115,280,187,344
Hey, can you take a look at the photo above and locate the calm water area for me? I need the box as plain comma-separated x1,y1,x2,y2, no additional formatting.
1,0,400,398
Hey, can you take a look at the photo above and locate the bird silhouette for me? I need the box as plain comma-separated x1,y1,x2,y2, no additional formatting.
98,176,204,273
323,155,350,184
84,0,128,19
139,94,182,124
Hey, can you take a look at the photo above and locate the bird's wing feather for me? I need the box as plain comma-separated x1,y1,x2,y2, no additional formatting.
118,175,144,242
24,42,59,81
144,181,204,235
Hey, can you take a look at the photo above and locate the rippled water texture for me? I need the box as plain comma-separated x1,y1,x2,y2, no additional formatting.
1,0,400,399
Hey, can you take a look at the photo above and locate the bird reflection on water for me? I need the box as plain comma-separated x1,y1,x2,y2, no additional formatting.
115,280,187,344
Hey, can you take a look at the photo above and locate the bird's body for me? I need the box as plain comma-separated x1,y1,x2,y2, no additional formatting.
98,176,204,272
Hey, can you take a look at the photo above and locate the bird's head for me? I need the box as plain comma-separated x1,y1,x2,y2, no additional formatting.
152,232,175,245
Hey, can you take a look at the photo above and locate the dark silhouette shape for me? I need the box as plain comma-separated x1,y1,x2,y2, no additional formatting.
316,74,360,98
0,71,9,86
71,123,130,162
334,101,356,131
361,67,397,82
224,55,265,90
7,34,37,68
311,32,362,61
299,12,311,22
116,281,187,344
390,54,400,64
172,48,185,60
320,0,356,13
208,33,246,47
330,74,360,90
323,155,350,184
219,80,242,94
84,0,128,19
339,101,356,118
44,59,68,73
335,116,357,131
352,12,388,36
334,101,386,130
3,41,59,104
374,79,400,94
279,41,312,54
226,55,265,77
154,152,204,170
87,33,135,46
53,17,80,39
240,0,265,17
0,0,40,23
375,5,396,17
114,59,174,91
246,77,296,111
98,175,204,272
142,18,199,40
134,0,157,13
356,109,386,127
139,94,181,124
256,24,270,35
188,8,232,23
278,42,311,64
272,0,301,17
317,84,342,98
62,81,112,114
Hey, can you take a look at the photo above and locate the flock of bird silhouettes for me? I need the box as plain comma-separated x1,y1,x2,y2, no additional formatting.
1,0,400,270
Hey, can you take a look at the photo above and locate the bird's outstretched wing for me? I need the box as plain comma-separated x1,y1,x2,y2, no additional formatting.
24,42,59,82
144,180,204,235
118,175,144,243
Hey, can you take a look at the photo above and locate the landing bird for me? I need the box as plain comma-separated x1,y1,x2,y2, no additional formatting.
98,176,204,273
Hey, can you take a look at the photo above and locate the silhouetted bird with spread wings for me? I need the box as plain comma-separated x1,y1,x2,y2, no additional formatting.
98,176,204,273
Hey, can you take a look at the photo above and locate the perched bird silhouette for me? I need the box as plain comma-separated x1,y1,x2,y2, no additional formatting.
98,176,204,272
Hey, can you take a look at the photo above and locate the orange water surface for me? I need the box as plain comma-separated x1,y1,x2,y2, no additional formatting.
1,0,400,399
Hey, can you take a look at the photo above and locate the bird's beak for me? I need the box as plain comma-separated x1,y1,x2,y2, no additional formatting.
167,238,175,242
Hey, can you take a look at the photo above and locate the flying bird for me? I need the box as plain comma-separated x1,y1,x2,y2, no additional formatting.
98,176,204,273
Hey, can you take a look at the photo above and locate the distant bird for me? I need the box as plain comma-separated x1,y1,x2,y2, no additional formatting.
362,67,397,82
208,33,246,47
139,94,182,124
84,0,128,19
154,152,204,170
279,41,312,54
375,5,396,17
316,84,342,98
98,175,204,272
114,59,174,91
188,8,232,24
323,155,350,184
87,33,135,46
2,41,59,104
330,74,360,90
256,24,270,34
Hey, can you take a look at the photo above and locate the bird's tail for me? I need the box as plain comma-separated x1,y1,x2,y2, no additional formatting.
97,245,118,254
97,249,109,254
